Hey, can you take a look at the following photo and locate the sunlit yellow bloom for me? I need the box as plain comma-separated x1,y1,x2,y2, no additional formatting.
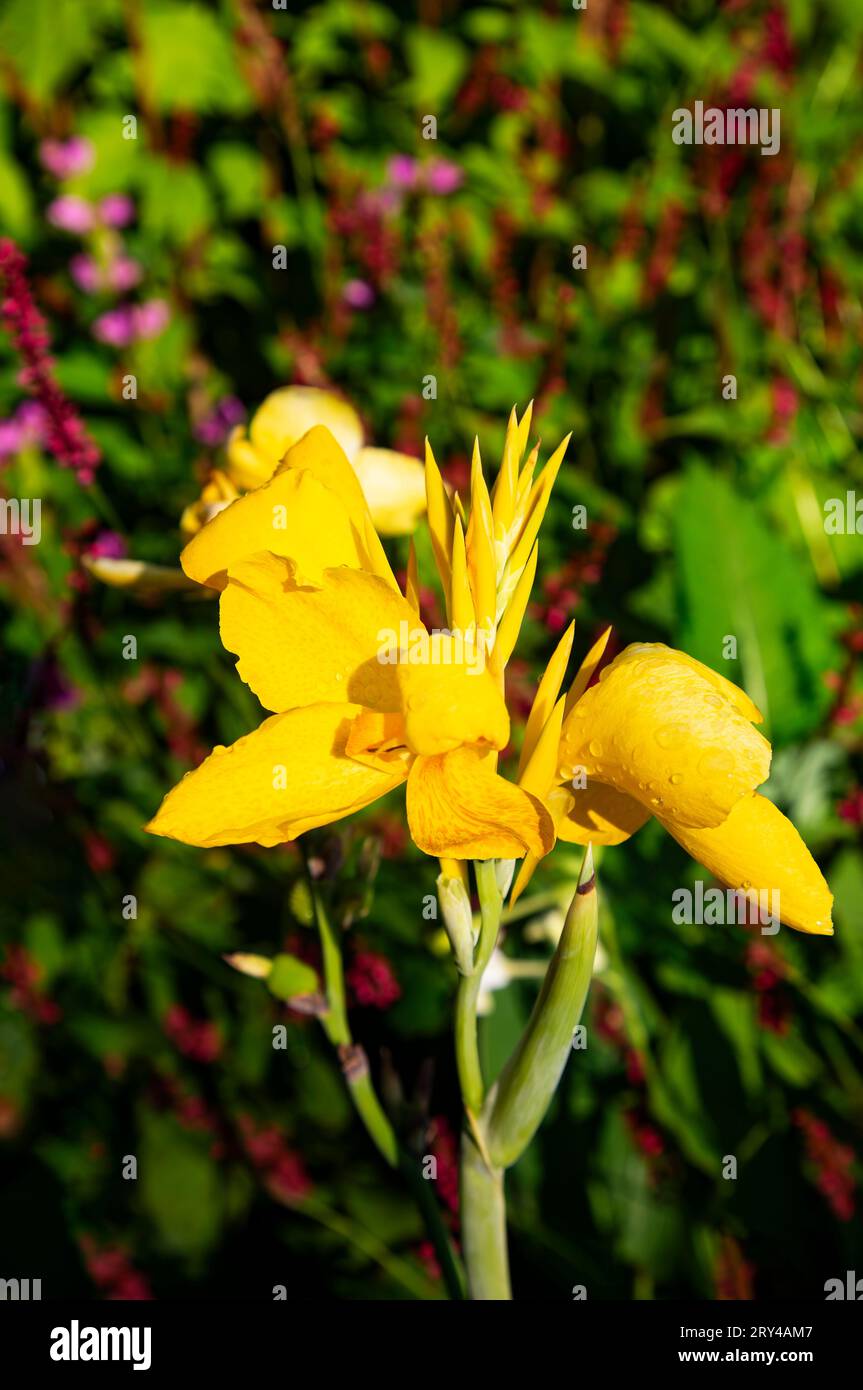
515,639,833,935
147,409,565,861
184,385,427,538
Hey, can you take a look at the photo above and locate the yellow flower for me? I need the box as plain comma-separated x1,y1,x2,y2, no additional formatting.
147,408,565,861
514,634,833,935
185,385,427,538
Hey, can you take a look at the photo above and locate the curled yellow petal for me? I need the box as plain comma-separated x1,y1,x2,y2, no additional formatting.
554,780,651,846
146,704,408,848
406,746,554,860
181,462,369,591
352,446,427,535
253,386,363,460
221,555,422,713
559,643,771,830
661,794,833,936
181,469,241,536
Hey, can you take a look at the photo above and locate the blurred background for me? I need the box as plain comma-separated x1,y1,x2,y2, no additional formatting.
1,0,862,1300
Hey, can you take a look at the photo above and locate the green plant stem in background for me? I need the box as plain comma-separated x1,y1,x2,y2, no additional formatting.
299,848,397,1167
302,851,465,1297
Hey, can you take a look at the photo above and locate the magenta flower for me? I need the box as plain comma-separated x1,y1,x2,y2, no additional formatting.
342,279,375,310
0,238,100,482
86,529,127,560
426,158,463,195
71,253,142,295
99,194,135,229
134,298,169,338
39,136,94,180
47,195,95,235
387,154,419,189
92,299,169,346
92,305,136,347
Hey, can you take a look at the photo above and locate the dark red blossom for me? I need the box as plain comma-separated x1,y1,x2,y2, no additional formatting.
347,949,401,1010
0,239,100,482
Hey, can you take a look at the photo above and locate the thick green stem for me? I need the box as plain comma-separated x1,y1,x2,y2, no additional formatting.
454,860,503,1113
451,861,511,1298
460,1130,511,1300
485,846,598,1169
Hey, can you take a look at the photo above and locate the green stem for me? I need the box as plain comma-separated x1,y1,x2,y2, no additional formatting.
460,1130,511,1300
454,861,502,1114
452,861,512,1299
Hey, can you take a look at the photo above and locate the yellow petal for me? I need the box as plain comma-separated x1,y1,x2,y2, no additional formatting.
221,555,422,713
517,621,575,777
224,427,274,492
406,746,554,859
405,537,421,613
450,515,476,633
661,794,833,936
491,406,521,536
425,439,454,585
519,696,566,800
466,443,496,632
490,541,538,674
396,631,509,756
554,780,651,846
83,556,200,596
351,446,427,535
506,433,570,577
146,704,408,848
559,643,771,830
565,625,612,713
180,469,241,537
274,423,370,516
250,386,364,466
181,460,368,591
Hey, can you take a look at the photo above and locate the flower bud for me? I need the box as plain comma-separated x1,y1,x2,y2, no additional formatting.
222,952,272,979
436,873,476,975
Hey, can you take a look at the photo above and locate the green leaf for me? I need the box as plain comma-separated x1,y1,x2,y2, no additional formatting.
138,1110,221,1258
673,464,840,742
267,953,319,1001
140,3,253,114
405,28,468,108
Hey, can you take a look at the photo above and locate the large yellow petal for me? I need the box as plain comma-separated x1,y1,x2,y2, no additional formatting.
406,747,555,860
351,447,427,535
180,462,368,591
662,794,833,936
553,781,651,846
220,556,422,714
559,643,771,830
146,704,408,848
396,633,509,756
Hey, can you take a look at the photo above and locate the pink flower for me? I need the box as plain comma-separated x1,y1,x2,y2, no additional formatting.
92,299,168,346
92,305,136,347
72,253,142,295
134,298,169,338
99,194,135,228
39,136,94,180
426,159,463,195
47,195,95,235
387,154,419,189
342,279,375,310
86,530,127,560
